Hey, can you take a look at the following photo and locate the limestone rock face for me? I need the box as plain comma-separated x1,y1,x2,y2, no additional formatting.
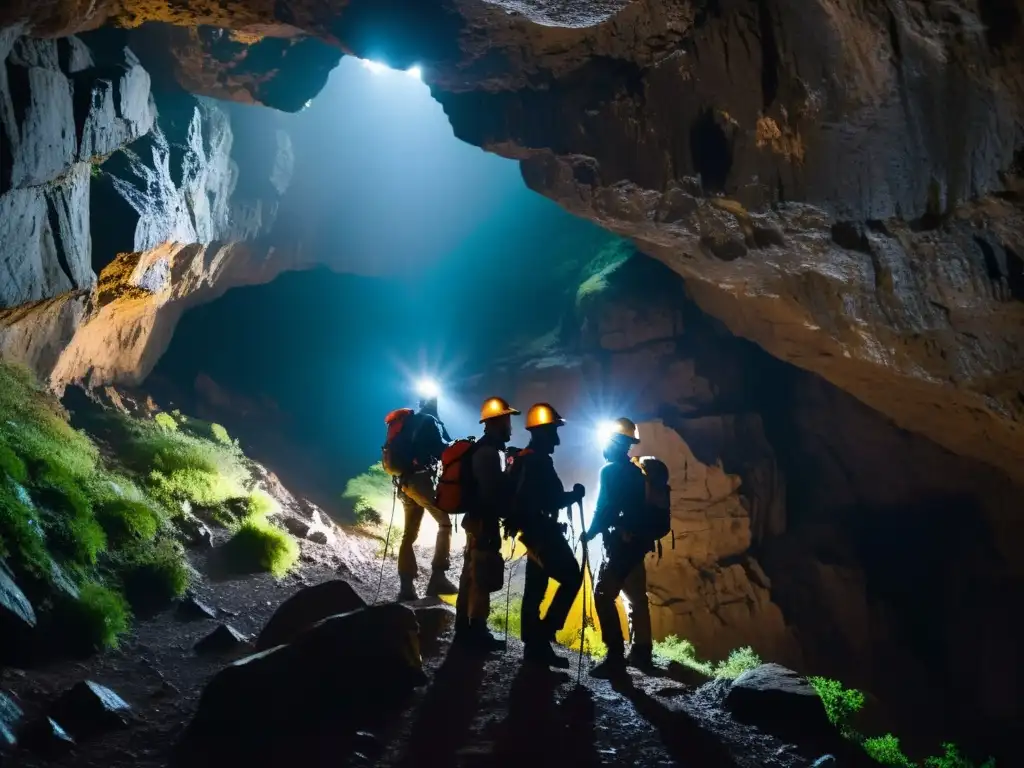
0,34,156,309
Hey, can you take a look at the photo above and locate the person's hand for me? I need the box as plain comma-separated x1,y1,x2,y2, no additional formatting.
572,483,585,501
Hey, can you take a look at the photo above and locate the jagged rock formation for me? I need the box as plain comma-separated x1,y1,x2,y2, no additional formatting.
3,3,1024,486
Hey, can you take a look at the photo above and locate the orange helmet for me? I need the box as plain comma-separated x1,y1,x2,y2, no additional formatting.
479,396,520,423
525,403,565,430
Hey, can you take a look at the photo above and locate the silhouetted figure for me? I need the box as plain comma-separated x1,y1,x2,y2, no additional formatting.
396,395,456,600
453,396,519,652
508,403,584,668
584,417,654,679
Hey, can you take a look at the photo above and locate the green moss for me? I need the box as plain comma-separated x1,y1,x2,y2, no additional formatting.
118,539,191,612
489,599,522,639
809,676,865,736
863,734,915,766
0,482,50,579
224,518,298,578
95,497,159,546
713,646,762,679
61,582,131,651
0,444,28,484
210,423,231,445
154,412,178,431
245,489,277,519
341,462,393,527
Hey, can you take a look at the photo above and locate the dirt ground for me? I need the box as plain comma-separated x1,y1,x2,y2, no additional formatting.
2,520,838,768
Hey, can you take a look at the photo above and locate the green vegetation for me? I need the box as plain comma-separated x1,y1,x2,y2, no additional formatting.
864,735,915,767
210,423,232,446
489,599,522,639
117,539,192,611
62,582,131,651
224,518,298,578
807,676,995,767
651,635,760,679
809,676,865,736
0,362,290,653
341,462,393,527
556,620,607,660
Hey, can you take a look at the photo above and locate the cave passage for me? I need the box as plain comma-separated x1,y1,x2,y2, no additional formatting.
150,56,617,499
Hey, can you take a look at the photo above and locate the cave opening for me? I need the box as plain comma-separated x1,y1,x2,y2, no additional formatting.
689,107,732,193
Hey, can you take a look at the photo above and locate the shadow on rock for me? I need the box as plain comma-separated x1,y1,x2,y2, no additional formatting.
611,676,740,768
392,646,488,768
173,603,426,768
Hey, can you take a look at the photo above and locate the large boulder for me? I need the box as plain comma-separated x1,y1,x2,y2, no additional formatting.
0,562,36,664
255,579,366,651
174,603,426,767
723,664,834,746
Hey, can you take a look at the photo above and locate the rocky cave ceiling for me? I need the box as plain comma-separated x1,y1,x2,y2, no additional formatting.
2,0,1024,491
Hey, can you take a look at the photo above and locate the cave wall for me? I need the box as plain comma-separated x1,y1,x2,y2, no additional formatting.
479,249,1022,754
0,28,303,386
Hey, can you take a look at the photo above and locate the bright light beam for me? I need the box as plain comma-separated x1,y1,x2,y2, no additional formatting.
416,378,441,399
359,59,390,75
405,65,423,80
358,59,424,81
596,420,618,447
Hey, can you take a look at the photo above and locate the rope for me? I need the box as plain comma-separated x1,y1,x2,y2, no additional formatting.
575,499,589,684
373,479,399,604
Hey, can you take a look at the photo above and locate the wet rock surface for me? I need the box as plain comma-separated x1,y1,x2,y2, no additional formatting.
0,561,37,664
0,690,25,752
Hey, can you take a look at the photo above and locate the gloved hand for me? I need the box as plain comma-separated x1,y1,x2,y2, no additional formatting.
572,483,585,501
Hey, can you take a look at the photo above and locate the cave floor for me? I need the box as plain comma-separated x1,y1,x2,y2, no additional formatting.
2,529,826,768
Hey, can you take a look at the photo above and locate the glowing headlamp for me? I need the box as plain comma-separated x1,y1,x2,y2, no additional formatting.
596,420,618,446
416,378,441,399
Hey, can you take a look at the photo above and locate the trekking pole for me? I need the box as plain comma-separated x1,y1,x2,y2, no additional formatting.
504,533,513,652
576,499,588,684
373,479,399,604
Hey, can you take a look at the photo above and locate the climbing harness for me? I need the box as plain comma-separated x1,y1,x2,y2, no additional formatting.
373,478,400,604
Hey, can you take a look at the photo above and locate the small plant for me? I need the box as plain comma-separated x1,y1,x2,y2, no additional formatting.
245,489,277,519
489,598,523,639
654,635,713,674
809,676,865,736
224,518,298,578
555,621,608,660
923,744,996,768
342,463,394,527
714,646,762,679
864,734,914,766
209,423,231,445
154,412,179,431
119,540,191,612
95,497,159,546
375,524,403,559
61,582,131,651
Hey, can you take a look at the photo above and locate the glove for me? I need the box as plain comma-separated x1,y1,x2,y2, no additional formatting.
572,483,585,501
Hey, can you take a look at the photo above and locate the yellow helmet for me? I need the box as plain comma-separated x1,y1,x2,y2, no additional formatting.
525,403,565,430
606,417,640,444
479,396,520,423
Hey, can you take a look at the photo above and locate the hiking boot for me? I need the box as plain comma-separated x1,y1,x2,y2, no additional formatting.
425,570,458,597
626,644,654,671
524,642,570,669
398,575,418,601
588,654,627,680
453,623,504,654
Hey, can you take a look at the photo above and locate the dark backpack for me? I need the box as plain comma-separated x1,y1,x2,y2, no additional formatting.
631,456,672,540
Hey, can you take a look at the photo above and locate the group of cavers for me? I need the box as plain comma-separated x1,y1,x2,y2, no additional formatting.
382,393,672,679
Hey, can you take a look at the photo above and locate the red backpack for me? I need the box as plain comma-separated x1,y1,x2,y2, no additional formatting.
381,408,416,477
435,438,476,514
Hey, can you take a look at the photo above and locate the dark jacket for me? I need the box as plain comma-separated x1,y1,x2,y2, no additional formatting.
464,432,509,534
508,449,576,534
409,409,452,469
588,458,646,540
